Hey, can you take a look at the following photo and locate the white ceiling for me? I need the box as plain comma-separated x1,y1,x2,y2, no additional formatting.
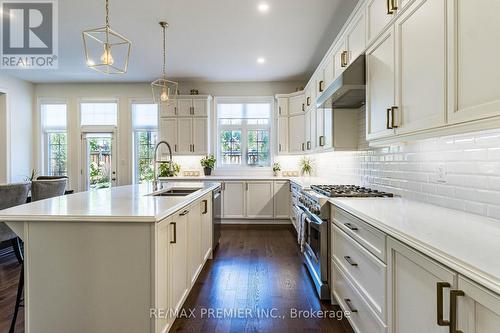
6,0,359,83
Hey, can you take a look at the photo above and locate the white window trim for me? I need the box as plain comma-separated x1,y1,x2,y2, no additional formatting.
214,96,274,170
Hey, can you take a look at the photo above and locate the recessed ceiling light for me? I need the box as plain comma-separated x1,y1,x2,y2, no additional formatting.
257,57,266,64
257,2,269,13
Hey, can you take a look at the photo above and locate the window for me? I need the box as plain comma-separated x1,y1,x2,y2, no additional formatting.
216,99,272,168
41,103,68,176
80,102,118,126
132,103,158,183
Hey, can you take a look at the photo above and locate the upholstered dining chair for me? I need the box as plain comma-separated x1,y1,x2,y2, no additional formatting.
0,183,31,261
31,178,67,201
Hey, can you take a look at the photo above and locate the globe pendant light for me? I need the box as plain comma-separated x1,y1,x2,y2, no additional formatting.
151,22,178,104
82,0,131,74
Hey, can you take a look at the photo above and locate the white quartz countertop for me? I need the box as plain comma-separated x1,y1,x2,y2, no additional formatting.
330,197,500,295
0,182,220,223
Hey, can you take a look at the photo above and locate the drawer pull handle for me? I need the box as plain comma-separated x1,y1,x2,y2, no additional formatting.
344,256,358,267
344,223,358,231
170,222,177,244
436,282,451,326
179,210,189,216
450,289,465,333
344,298,358,313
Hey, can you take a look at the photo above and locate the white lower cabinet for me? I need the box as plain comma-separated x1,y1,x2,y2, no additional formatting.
245,181,274,219
387,237,455,333
154,195,212,333
221,181,291,221
457,276,500,333
273,181,290,219
222,181,246,219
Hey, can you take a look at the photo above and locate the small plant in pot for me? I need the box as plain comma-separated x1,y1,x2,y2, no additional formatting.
299,156,313,176
272,162,281,177
200,155,216,176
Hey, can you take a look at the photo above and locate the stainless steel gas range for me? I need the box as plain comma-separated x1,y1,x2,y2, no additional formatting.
296,184,393,300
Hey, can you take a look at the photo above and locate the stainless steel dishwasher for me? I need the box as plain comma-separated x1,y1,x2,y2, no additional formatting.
212,186,222,252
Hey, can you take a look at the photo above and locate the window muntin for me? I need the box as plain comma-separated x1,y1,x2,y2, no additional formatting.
216,100,272,168
80,102,118,126
41,103,68,176
132,103,158,183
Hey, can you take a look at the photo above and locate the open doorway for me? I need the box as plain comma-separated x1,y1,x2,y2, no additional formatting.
0,91,8,183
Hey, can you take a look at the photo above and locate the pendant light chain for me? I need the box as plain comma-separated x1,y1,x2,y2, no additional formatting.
162,24,167,79
105,0,110,28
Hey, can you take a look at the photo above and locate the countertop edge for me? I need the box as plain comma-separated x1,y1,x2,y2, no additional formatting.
330,199,500,296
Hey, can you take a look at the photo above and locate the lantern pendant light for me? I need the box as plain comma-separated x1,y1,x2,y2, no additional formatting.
151,22,178,104
82,0,131,74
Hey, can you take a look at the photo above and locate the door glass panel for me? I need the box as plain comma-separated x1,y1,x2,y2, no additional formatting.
86,134,113,190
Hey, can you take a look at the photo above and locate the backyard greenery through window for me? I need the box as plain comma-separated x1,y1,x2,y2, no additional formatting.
41,103,68,176
132,103,158,183
216,99,272,168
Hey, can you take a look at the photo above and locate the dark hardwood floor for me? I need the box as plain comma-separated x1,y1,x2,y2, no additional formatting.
0,227,354,333
170,226,354,333
0,250,23,333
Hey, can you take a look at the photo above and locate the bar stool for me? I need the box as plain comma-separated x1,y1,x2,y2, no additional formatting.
9,179,66,333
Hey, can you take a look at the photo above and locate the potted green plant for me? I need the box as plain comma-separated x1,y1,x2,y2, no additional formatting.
299,156,313,176
272,162,281,177
158,161,181,177
200,155,216,176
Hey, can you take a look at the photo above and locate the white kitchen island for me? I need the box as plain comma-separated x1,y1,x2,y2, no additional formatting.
0,182,219,333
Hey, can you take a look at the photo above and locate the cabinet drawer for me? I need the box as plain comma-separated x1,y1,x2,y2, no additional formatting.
332,260,387,333
332,224,387,321
332,206,386,262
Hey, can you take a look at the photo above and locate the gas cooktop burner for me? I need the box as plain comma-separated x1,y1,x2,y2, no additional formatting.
310,185,394,198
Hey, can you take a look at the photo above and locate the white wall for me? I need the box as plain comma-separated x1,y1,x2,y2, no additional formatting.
0,92,7,183
34,81,305,189
0,74,34,183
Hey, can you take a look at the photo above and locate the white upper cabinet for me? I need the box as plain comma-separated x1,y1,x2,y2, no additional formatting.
246,181,274,219
192,118,208,154
366,27,396,140
159,118,178,153
309,108,317,151
333,38,348,79
192,99,208,117
177,118,193,153
322,52,335,91
447,0,500,124
159,99,177,118
177,99,193,117
305,110,312,151
394,0,447,133
289,114,306,153
277,97,289,116
346,10,366,64
289,93,305,116
366,0,397,43
277,117,289,154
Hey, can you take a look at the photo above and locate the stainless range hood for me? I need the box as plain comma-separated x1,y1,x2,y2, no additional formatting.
316,55,365,109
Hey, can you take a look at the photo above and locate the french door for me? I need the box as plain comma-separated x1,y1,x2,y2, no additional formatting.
81,132,117,191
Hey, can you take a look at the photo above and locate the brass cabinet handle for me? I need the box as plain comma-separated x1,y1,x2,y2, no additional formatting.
450,289,465,333
391,106,399,128
202,200,208,214
307,141,311,150
192,144,195,152
307,97,311,106
387,0,394,14
341,51,348,67
174,144,178,152
344,222,358,231
302,103,305,112
170,222,177,244
179,210,189,216
279,143,282,152
386,108,392,129
279,106,282,115
319,81,325,93
391,0,398,11
344,299,358,313
436,282,451,327
174,106,177,115
319,136,325,147
245,182,249,191
344,256,358,267
301,143,305,151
